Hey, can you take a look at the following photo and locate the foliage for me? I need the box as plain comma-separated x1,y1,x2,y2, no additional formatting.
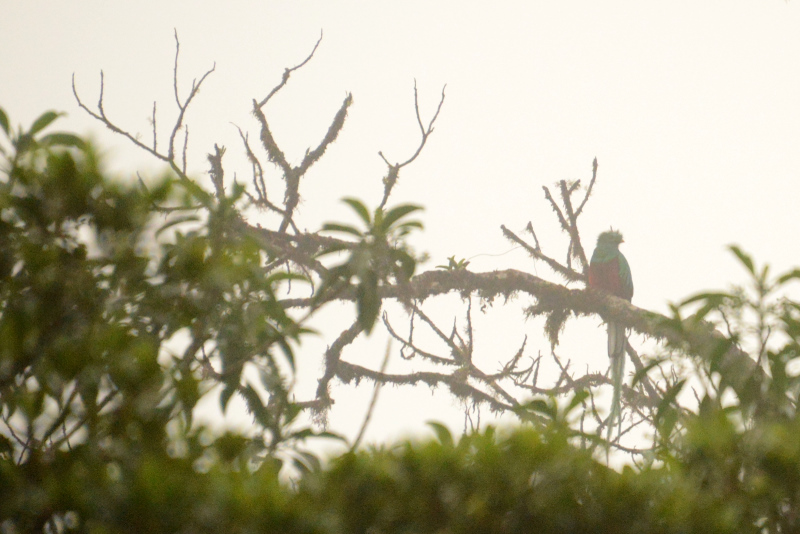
0,107,333,531
5,105,800,533
318,198,424,333
436,255,471,271
4,36,800,531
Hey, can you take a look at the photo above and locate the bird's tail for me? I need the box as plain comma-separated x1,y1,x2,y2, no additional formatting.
607,321,626,442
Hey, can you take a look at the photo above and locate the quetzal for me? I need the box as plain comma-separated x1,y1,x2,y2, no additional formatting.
587,230,633,440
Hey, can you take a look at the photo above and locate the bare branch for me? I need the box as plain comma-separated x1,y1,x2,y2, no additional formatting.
168,32,216,164
382,311,455,366
623,341,662,402
151,101,157,151
558,180,589,272
252,102,292,175
251,91,352,233
502,225,583,283
315,321,363,406
173,29,182,108
235,125,286,215
378,82,446,209
485,336,534,382
525,222,541,250
402,81,447,167
181,125,189,175
244,225,332,277
297,94,353,176
73,72,170,165
336,360,514,414
207,144,226,199
575,157,598,217
542,185,571,235
350,340,392,451
257,31,323,109
405,298,466,363
72,33,215,185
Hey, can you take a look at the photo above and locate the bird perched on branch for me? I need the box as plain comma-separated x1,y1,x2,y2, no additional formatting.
587,229,633,440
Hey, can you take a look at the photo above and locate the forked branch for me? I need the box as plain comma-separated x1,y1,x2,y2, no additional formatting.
378,81,446,209
72,31,215,184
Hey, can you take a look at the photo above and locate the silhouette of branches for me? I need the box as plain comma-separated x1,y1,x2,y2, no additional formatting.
75,35,763,456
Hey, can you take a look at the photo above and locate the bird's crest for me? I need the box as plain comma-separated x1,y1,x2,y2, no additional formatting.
597,229,624,246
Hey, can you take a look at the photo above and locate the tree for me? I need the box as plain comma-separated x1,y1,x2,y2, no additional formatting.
1,34,794,532
67,34,761,453
0,103,338,530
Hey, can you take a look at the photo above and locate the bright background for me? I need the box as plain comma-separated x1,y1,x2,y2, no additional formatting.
3,0,800,448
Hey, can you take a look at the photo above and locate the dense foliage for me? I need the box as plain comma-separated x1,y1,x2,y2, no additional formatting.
0,108,326,531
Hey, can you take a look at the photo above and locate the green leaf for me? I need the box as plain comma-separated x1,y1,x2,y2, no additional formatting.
315,242,353,257
28,110,63,136
241,384,272,428
381,203,423,232
728,245,755,276
395,220,424,233
655,379,686,428
708,337,735,375
291,450,322,474
372,207,383,232
759,264,771,287
356,269,381,333
679,292,732,307
155,215,201,237
0,107,9,136
38,132,86,150
178,178,212,207
522,398,557,420
659,408,679,440
220,385,236,413
266,271,308,285
321,223,363,237
426,421,454,447
277,337,296,371
678,292,732,322
15,133,32,153
437,255,469,271
565,389,590,416
287,427,347,443
777,268,800,285
342,197,371,225
314,430,347,442
391,249,417,281
631,357,668,387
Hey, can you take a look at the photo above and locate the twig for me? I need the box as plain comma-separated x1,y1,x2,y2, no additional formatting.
72,32,215,185
558,180,588,272
315,321,363,406
257,31,323,109
350,340,392,451
383,311,454,366
378,82,446,209
501,225,583,283
574,157,598,217
336,360,514,414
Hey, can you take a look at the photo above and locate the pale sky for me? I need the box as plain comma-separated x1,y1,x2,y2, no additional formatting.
3,0,800,447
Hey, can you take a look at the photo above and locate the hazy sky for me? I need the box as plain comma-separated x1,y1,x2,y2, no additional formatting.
3,0,800,445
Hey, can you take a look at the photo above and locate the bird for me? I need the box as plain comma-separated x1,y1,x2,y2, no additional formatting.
587,229,633,441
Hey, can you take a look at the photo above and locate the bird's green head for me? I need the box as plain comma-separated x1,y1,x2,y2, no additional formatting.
596,229,624,248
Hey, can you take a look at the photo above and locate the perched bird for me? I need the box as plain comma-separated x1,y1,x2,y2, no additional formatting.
587,230,633,440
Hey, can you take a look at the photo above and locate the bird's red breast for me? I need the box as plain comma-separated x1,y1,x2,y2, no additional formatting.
588,258,631,301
